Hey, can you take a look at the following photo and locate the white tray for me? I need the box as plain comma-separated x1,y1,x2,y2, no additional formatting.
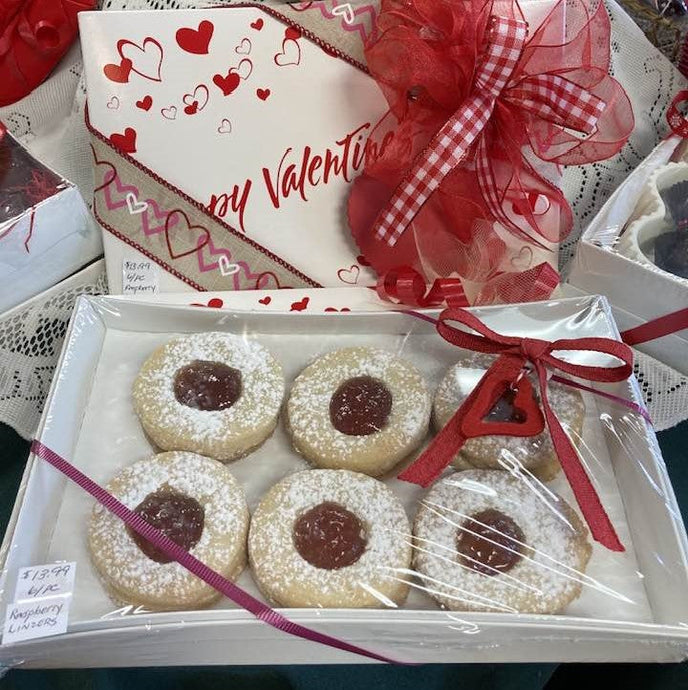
1,294,687,666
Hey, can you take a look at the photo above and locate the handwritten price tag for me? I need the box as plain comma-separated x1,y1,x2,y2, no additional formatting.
14,562,76,602
2,562,76,644
122,258,158,296
2,596,71,644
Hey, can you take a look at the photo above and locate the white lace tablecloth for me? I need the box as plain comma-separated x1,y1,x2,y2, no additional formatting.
0,0,686,439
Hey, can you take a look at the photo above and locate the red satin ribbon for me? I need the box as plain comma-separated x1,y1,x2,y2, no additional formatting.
376,266,469,307
398,308,634,552
621,307,688,347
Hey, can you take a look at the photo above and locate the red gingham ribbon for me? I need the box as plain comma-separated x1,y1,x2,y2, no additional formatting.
373,15,605,247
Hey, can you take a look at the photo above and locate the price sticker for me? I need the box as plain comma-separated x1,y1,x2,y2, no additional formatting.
14,562,76,602
122,258,158,296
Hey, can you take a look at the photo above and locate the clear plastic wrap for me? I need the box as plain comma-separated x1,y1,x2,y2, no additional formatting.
0,292,687,666
568,135,688,376
0,128,102,314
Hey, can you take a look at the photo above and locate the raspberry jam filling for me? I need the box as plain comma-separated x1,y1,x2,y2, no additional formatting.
293,501,367,569
485,387,527,423
129,487,205,563
456,508,525,575
174,360,242,411
329,375,392,436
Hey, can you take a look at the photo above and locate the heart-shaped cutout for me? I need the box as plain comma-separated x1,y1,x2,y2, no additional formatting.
460,368,545,439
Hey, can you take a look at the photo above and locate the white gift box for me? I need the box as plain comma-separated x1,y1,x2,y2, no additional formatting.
78,1,563,297
0,292,687,667
0,131,102,314
568,137,688,375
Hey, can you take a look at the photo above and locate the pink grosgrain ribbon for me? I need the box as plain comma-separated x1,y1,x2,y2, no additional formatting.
30,440,411,665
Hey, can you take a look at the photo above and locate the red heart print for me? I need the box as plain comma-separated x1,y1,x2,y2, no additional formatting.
184,101,199,115
109,127,137,154
183,84,209,111
176,20,214,55
213,71,241,96
103,58,132,83
324,307,351,312
117,38,163,82
136,95,153,111
251,18,264,30
357,254,370,267
235,38,251,55
256,88,270,101
191,297,224,308
165,209,210,259
337,265,360,285
285,26,302,41
290,297,309,312
91,144,116,193
258,296,272,305
274,39,301,67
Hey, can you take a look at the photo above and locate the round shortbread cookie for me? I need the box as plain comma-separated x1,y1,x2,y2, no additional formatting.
133,332,284,462
249,469,412,608
286,347,431,476
413,469,592,614
88,451,249,611
433,354,585,480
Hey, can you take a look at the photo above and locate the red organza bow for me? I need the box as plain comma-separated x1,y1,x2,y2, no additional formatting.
349,0,634,305
399,308,634,552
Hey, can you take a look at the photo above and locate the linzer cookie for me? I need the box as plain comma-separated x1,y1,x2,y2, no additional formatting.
88,452,250,610
133,333,284,461
413,470,592,614
286,347,431,476
248,469,412,608
433,354,585,480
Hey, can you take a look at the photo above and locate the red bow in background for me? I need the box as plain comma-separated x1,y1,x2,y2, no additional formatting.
0,0,95,107
399,308,635,552
349,0,634,307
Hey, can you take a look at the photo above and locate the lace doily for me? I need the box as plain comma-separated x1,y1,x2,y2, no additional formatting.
0,0,686,440
0,262,108,440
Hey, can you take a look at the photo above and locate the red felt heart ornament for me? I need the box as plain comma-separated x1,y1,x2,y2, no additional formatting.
460,367,545,439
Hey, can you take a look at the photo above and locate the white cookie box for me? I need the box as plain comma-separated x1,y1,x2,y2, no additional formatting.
0,291,687,667
567,137,688,375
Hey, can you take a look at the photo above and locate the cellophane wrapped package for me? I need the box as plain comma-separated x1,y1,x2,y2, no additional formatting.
0,292,687,666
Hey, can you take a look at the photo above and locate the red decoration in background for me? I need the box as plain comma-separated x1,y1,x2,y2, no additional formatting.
0,0,96,107
349,0,634,306
399,308,634,553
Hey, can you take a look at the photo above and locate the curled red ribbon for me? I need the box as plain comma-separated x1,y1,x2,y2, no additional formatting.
349,0,634,308
667,90,688,139
398,308,634,552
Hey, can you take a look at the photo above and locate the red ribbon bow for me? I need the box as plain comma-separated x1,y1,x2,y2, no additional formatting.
399,308,634,552
349,0,634,307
